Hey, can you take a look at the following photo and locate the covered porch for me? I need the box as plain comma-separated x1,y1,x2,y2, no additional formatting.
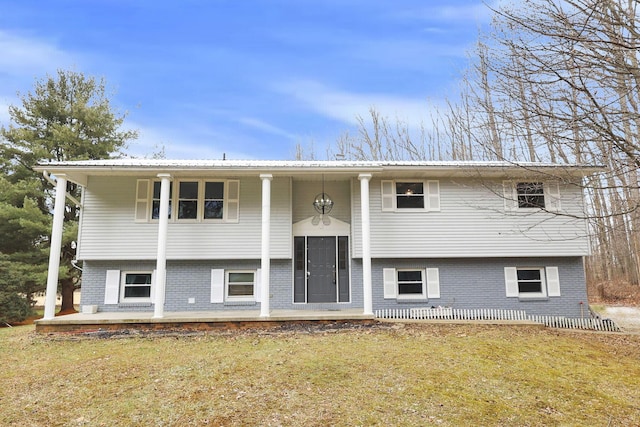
34,309,376,333
39,168,376,322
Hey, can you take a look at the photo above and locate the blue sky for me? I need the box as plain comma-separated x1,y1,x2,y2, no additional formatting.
0,0,493,160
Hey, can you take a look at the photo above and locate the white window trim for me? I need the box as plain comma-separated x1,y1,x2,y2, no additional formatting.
396,268,427,300
225,270,257,302
383,267,440,300
505,266,551,299
381,180,440,212
119,271,154,303
137,178,239,223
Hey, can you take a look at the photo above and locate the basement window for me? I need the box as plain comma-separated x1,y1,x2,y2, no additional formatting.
120,272,153,303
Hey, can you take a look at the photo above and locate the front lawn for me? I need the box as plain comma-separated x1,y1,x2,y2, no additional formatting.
1,323,638,426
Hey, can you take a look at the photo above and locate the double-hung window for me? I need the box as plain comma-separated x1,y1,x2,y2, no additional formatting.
204,182,224,219
396,183,425,208
503,181,560,212
517,182,545,209
226,271,256,301
210,269,260,303
120,272,153,303
151,181,173,220
516,268,546,296
397,269,426,299
381,180,440,211
504,266,561,299
177,181,199,219
383,267,440,300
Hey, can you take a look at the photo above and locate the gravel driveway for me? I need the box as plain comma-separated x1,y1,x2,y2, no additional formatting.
597,306,640,334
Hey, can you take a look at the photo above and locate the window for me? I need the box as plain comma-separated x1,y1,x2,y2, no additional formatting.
504,266,561,299
120,272,153,303
381,180,440,211
517,182,545,209
152,181,172,220
204,182,224,219
396,182,424,208
397,269,426,299
383,267,440,300
516,268,546,296
178,181,199,219
226,271,255,301
135,179,239,223
504,181,561,212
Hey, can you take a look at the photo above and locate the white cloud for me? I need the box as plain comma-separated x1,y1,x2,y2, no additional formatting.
235,117,299,141
0,30,76,76
272,79,439,128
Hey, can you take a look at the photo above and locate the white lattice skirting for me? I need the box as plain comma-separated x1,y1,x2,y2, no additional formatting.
374,308,620,332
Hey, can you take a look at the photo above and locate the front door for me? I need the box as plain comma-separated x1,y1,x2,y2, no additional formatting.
294,236,350,303
307,237,337,303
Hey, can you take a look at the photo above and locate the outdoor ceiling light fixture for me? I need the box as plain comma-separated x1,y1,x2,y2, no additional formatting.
313,175,334,215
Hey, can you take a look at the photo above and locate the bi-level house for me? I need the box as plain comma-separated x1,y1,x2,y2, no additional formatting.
35,160,600,322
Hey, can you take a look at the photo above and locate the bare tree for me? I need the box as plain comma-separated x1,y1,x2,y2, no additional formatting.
469,0,640,285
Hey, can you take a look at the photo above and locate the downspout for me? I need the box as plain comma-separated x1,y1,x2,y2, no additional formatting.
42,171,82,207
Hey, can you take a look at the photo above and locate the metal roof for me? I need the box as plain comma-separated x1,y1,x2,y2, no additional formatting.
34,158,605,186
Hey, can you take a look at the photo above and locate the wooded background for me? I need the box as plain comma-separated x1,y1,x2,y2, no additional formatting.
298,0,640,301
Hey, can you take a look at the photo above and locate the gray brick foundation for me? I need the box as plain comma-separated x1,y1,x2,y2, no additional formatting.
81,256,587,317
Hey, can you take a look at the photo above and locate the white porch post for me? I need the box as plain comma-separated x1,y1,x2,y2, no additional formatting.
359,173,373,316
153,173,171,319
260,174,272,317
43,174,68,320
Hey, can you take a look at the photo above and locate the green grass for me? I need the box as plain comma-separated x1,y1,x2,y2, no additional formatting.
1,323,639,426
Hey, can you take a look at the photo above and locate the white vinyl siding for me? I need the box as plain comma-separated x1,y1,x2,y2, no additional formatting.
78,176,291,260
352,178,589,258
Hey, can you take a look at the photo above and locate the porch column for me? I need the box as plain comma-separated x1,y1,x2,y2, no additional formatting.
359,173,373,315
153,173,172,319
43,174,68,320
260,174,273,317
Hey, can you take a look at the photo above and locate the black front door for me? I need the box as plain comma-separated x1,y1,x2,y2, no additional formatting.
307,237,337,303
